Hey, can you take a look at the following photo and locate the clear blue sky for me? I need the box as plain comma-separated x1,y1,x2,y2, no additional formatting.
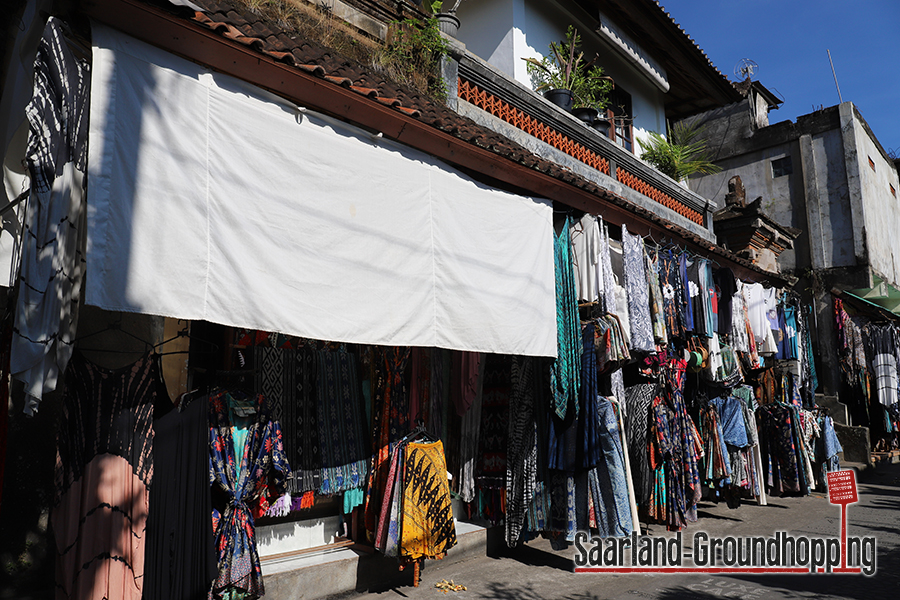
659,1,900,157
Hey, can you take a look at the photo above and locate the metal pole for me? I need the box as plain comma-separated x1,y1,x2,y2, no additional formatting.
827,49,843,104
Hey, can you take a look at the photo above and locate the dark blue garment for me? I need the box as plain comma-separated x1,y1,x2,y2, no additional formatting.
578,323,600,468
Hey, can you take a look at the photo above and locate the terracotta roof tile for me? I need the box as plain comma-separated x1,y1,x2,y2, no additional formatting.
296,64,325,77
375,96,401,108
323,75,352,87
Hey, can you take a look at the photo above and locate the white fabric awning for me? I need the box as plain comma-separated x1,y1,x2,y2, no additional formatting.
86,23,557,357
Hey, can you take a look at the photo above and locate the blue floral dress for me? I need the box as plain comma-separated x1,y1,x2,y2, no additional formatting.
209,391,290,600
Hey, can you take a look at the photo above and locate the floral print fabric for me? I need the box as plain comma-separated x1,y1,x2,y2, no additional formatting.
209,392,290,600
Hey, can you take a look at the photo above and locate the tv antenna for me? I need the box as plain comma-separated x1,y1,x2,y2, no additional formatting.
734,58,758,81
827,49,843,104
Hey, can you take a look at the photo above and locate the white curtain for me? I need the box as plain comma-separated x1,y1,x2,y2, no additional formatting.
86,23,557,357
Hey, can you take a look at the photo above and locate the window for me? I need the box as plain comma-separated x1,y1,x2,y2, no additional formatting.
891,184,896,198
868,156,876,172
772,156,793,177
603,86,633,153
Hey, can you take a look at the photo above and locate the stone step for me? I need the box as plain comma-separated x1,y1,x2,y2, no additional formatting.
261,520,487,600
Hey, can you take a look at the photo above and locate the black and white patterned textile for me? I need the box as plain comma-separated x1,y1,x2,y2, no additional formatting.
12,17,90,416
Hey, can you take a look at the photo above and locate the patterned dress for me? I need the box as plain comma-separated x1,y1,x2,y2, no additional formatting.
53,352,169,600
209,392,290,600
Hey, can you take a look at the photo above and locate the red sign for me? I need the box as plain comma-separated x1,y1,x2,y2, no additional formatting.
827,469,858,505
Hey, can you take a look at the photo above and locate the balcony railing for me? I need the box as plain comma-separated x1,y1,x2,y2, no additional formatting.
446,49,717,241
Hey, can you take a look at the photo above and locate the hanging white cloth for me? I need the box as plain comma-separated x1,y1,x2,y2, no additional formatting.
86,24,556,357
11,18,89,415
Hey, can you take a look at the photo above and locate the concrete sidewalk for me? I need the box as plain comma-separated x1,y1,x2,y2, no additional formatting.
335,461,900,600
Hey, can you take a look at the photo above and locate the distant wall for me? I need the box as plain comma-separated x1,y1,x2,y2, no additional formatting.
846,104,900,288
800,127,857,271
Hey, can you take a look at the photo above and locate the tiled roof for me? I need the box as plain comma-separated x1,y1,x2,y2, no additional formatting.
137,0,783,282
653,1,733,88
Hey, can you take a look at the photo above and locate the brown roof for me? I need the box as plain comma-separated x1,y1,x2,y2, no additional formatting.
84,0,784,283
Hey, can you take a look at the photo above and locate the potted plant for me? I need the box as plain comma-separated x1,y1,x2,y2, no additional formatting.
431,0,464,37
637,121,722,181
523,26,614,114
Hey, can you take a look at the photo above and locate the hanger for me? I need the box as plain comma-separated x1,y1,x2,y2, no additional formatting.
154,325,219,356
75,319,153,354
397,420,439,446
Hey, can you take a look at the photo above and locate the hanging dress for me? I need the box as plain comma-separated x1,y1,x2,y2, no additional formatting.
145,395,217,600
53,351,170,600
208,391,290,600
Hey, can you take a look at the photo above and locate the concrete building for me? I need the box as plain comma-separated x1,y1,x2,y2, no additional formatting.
685,89,900,411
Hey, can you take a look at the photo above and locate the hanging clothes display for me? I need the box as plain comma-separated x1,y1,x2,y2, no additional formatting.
373,431,457,574
0,309,11,513
659,251,685,340
208,391,291,600
867,324,899,407
11,17,89,416
586,396,634,537
374,442,405,556
624,383,655,507
52,352,170,600
477,354,512,492
145,395,217,600
408,348,431,425
621,225,654,352
458,355,486,503
756,403,802,495
646,358,702,530
714,268,737,337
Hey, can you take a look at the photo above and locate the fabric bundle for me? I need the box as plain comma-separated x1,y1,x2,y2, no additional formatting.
375,439,457,563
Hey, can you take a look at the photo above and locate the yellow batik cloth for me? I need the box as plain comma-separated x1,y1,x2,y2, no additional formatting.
400,441,457,561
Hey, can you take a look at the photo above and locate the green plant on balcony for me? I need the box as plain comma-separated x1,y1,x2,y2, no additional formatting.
637,121,721,181
430,0,464,14
522,26,613,113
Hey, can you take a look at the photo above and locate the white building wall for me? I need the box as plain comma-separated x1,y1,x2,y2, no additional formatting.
455,0,667,149
848,108,900,287
453,0,516,77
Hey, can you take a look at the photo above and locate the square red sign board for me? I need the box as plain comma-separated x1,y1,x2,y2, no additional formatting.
827,469,858,505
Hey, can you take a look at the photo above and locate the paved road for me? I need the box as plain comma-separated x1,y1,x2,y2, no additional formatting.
345,461,900,600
